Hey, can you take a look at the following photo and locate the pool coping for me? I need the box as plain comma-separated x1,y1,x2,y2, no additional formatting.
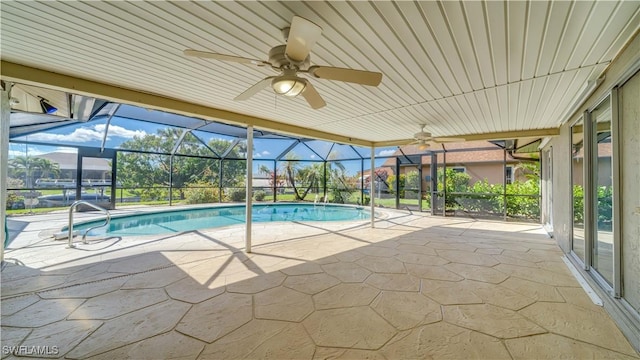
59,202,388,239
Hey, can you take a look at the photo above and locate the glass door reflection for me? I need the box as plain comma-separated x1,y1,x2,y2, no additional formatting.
592,96,614,285
79,156,113,209
571,119,585,262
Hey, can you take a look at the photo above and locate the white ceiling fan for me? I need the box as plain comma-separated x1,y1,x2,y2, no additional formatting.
184,16,383,109
411,124,464,149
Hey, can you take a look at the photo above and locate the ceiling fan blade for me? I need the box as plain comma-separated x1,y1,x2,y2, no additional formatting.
301,82,326,109
285,16,322,63
308,66,382,86
184,49,268,66
234,77,275,101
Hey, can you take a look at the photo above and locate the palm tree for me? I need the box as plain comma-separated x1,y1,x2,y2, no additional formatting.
296,162,325,200
278,155,329,201
9,156,34,187
326,155,349,203
282,154,303,200
9,156,61,187
34,158,60,179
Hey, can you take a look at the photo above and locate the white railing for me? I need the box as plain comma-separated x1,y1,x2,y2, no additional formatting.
68,200,111,248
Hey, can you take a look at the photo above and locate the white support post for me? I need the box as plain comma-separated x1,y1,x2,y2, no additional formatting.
1,84,10,262
245,126,253,253
370,147,375,228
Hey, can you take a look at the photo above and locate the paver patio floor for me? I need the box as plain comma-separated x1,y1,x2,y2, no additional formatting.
2,207,638,359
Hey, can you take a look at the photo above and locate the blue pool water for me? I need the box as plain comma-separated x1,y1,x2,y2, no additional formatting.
71,203,370,236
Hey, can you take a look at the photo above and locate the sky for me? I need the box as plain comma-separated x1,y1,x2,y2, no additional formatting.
10,117,398,176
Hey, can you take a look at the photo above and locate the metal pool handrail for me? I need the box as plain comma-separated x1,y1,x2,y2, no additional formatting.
68,200,111,248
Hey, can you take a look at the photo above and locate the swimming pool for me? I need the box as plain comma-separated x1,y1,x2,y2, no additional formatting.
71,203,370,236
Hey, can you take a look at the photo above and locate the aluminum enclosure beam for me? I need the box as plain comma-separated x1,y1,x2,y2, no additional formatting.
1,61,372,147
245,126,253,253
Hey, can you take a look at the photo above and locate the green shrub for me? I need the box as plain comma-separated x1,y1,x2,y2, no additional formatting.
327,188,341,203
437,168,471,209
387,174,406,198
6,192,23,210
227,188,246,202
506,180,540,218
597,186,612,228
184,182,220,204
254,190,266,201
458,180,502,214
140,188,167,202
573,185,584,223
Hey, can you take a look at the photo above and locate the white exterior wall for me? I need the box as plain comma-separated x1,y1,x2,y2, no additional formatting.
620,71,640,315
544,121,573,253
542,32,640,351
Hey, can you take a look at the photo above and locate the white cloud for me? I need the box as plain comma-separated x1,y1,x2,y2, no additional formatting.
28,126,103,143
9,145,47,157
253,150,271,159
26,124,146,143
53,147,78,153
9,149,46,157
96,124,146,138
310,154,316,159
377,149,396,157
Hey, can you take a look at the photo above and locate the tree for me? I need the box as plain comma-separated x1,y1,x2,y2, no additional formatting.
327,160,353,203
404,170,421,199
437,168,470,209
275,155,327,201
35,158,61,179
258,165,285,190
363,169,390,195
9,156,35,187
9,156,60,187
438,168,470,193
297,162,325,200
513,161,540,182
281,154,303,199
117,129,246,200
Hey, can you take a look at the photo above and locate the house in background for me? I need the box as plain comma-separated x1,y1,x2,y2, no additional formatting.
362,141,538,193
37,152,111,184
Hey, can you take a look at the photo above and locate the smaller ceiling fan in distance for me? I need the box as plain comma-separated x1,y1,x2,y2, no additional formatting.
184,16,383,109
411,124,464,150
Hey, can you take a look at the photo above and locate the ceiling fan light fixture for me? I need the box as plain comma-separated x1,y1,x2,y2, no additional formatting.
272,75,307,97
417,141,430,151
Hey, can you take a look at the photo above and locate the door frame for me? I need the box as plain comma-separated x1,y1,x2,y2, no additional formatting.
75,147,116,210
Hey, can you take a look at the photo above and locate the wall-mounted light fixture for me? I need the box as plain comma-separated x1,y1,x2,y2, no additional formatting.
39,97,58,114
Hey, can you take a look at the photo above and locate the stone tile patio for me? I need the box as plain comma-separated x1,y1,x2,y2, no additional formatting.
1,207,639,359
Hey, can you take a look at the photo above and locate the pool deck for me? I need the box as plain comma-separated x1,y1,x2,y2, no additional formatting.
2,205,639,359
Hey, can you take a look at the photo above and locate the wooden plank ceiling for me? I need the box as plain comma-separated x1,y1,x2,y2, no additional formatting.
1,1,638,143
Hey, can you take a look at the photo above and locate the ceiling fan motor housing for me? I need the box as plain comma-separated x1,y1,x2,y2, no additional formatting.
414,131,432,140
269,45,310,69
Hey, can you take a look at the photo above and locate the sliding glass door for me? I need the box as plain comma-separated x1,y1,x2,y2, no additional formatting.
571,119,585,262
542,148,553,234
591,96,614,285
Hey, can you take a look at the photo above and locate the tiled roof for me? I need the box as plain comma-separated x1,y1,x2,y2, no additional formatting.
381,141,522,167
